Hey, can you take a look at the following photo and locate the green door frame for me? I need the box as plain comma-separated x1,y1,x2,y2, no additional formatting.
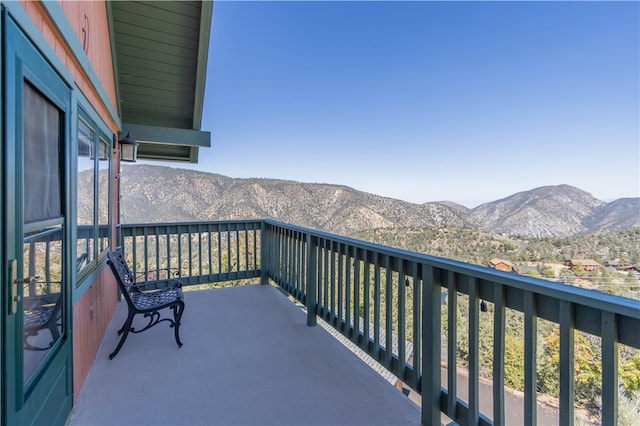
2,12,73,426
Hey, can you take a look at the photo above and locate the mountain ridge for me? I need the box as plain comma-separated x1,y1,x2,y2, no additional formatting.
115,165,639,238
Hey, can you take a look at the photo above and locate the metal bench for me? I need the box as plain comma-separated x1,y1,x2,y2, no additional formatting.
106,249,185,359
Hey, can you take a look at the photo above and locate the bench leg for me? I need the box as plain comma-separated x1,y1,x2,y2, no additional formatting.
171,301,185,348
109,313,134,360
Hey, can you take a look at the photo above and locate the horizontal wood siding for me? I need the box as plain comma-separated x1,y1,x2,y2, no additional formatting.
22,0,119,130
72,266,118,402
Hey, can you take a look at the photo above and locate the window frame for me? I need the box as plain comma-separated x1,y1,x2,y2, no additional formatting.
75,107,112,285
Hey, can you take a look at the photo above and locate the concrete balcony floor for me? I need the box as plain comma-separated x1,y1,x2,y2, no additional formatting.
70,284,421,426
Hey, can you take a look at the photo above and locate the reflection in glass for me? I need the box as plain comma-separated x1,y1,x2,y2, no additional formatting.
23,227,63,384
98,138,110,253
22,81,65,384
77,117,95,269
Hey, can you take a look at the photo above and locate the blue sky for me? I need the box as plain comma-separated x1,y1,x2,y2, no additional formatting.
174,0,639,208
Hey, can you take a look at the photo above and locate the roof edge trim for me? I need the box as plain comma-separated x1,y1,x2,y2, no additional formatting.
193,0,213,129
122,123,211,148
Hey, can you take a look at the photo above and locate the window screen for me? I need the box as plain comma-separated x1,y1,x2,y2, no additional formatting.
23,82,62,223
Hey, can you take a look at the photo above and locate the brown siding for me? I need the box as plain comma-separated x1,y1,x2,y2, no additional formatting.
22,0,119,130
72,267,118,400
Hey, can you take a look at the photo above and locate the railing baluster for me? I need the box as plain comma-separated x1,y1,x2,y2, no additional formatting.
422,265,441,426
198,226,203,277
217,227,222,275
253,227,257,271
302,232,307,300
385,254,393,368
523,290,536,426
346,245,352,337
559,300,575,426
447,271,458,418
398,258,406,379
286,229,291,291
306,234,317,327
330,241,336,323
227,226,232,274
155,226,160,276
322,238,329,318
45,240,51,288
412,262,421,390
208,225,213,278
188,228,193,278
143,227,149,278
363,250,371,346
601,311,618,426
132,227,138,277
353,247,361,344
245,227,249,272
338,244,344,329
166,227,171,272
468,277,480,425
374,253,381,360
235,226,240,273
494,284,506,426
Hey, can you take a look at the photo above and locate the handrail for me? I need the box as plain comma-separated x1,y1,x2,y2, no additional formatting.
117,219,640,426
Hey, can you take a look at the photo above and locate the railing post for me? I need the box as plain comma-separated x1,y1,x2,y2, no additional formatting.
422,265,441,425
306,233,317,327
260,221,269,285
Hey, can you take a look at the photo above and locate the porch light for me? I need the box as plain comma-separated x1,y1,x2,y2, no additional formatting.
118,132,137,162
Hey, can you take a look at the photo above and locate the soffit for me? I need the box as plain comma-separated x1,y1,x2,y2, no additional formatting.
110,1,212,162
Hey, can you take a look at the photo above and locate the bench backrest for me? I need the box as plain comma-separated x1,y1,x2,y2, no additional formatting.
106,250,137,298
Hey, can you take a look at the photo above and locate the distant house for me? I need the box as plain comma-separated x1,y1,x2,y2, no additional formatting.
620,265,638,273
566,259,601,272
606,259,621,268
488,258,514,272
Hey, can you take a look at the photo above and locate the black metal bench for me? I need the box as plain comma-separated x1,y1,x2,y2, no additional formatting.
106,249,185,359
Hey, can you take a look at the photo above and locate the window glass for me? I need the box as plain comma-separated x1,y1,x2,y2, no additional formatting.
77,118,95,268
76,113,111,277
97,137,110,253
22,82,65,382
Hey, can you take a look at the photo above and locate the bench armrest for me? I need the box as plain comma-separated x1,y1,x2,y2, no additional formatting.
135,268,180,281
132,277,182,292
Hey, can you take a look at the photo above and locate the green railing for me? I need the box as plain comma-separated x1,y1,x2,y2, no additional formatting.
118,220,262,285
118,220,640,426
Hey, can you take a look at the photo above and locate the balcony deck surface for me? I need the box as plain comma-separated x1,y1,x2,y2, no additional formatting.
70,284,421,425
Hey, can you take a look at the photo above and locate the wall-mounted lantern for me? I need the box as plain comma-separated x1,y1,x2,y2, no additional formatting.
118,132,137,162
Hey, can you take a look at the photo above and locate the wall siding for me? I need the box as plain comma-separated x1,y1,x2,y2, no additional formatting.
72,267,118,401
22,0,119,130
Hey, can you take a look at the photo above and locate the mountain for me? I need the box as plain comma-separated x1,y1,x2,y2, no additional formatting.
118,165,473,235
116,165,639,238
470,185,600,237
469,186,640,237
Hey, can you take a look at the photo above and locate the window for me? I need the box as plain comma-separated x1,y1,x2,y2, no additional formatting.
76,111,111,278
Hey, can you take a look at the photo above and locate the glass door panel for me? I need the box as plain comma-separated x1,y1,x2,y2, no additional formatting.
21,81,65,385
22,226,63,382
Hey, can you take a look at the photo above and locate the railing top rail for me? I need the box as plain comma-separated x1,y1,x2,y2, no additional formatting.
118,219,263,229
263,219,640,320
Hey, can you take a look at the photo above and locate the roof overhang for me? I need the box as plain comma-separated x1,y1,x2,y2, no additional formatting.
108,1,213,163
121,122,211,163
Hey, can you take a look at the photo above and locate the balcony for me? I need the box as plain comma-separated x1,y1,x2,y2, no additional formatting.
71,220,640,425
